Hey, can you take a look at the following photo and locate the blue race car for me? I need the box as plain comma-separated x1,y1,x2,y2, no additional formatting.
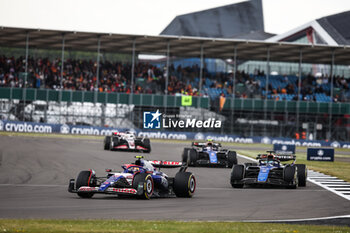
68,156,196,199
230,151,307,189
182,140,237,168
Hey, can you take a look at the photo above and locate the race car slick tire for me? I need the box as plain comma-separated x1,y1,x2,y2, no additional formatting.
230,165,244,188
295,164,307,187
227,151,237,168
104,136,111,150
143,138,151,153
284,165,297,189
189,149,198,166
133,173,154,199
174,172,196,198
182,148,190,163
76,170,94,198
112,137,119,146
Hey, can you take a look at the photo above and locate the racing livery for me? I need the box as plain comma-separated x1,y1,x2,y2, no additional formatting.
182,139,237,168
230,151,307,189
68,156,196,199
104,131,151,153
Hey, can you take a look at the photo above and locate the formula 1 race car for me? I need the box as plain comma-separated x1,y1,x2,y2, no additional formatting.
104,131,151,153
68,156,196,199
182,139,237,168
230,151,307,189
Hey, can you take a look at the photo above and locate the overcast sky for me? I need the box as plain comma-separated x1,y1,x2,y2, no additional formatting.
1,0,350,36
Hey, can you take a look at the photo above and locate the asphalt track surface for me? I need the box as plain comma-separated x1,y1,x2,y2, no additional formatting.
0,135,349,222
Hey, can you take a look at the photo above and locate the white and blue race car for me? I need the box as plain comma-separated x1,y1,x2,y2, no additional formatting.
182,140,237,168
230,151,307,189
68,156,196,199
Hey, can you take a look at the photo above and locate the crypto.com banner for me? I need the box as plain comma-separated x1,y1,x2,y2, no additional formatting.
1,120,350,148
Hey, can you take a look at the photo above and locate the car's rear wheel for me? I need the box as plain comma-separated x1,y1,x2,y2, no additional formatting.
143,138,151,153
112,136,119,146
284,165,297,189
104,136,111,150
227,151,237,168
182,148,191,163
189,149,198,166
174,172,196,197
295,164,307,187
133,173,153,199
230,165,244,188
76,170,94,198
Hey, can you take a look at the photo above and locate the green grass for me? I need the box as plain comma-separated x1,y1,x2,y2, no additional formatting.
0,219,349,233
237,150,350,182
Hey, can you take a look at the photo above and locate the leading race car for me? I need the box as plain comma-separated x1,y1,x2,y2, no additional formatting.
182,139,237,168
68,156,196,199
104,131,151,153
230,151,307,189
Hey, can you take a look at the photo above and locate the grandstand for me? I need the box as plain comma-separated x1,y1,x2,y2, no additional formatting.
0,1,350,142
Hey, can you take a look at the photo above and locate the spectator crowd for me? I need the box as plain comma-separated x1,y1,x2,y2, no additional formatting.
0,55,349,102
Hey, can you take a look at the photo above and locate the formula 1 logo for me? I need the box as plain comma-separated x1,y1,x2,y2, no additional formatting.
143,110,161,129
60,124,70,134
0,120,3,131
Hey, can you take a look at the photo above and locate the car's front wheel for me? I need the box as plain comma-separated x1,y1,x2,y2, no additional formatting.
76,170,94,198
174,172,196,197
133,173,154,199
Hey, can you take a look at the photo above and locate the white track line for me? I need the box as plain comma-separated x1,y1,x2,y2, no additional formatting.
241,214,350,223
237,154,350,201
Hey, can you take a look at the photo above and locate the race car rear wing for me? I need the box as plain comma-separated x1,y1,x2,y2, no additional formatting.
192,142,222,147
149,160,183,168
256,153,296,162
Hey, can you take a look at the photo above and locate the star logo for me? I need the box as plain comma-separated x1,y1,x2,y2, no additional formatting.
143,110,162,129
150,110,162,123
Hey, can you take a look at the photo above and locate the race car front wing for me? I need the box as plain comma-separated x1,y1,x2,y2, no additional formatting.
68,179,144,195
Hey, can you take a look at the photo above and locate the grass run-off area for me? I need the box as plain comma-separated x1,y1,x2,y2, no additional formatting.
1,219,350,233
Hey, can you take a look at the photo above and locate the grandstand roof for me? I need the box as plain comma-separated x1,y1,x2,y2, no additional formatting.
317,11,350,46
0,26,350,65
266,10,350,46
160,0,265,39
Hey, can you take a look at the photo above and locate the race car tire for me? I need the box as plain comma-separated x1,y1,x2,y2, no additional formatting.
189,149,198,166
295,164,307,187
76,170,94,198
174,172,196,197
284,165,297,189
230,165,244,188
112,136,120,146
283,165,296,182
133,173,153,199
143,138,151,153
104,136,111,150
182,148,191,163
227,151,237,168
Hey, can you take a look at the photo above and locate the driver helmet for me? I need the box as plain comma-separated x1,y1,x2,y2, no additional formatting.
206,139,213,147
267,155,275,164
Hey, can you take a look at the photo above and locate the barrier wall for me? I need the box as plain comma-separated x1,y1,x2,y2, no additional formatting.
0,87,349,114
1,120,349,148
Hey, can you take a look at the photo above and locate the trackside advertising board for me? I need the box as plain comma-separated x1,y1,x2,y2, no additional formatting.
273,144,296,155
1,120,350,148
307,148,334,162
